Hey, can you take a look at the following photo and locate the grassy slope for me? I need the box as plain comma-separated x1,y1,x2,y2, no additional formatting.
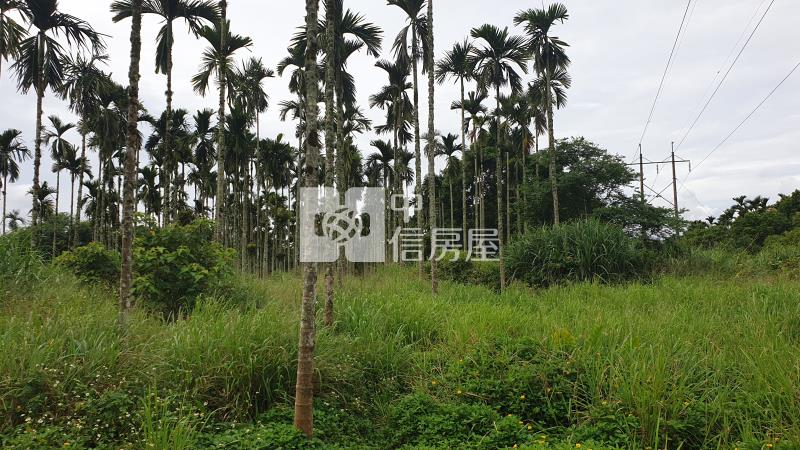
1,256,799,449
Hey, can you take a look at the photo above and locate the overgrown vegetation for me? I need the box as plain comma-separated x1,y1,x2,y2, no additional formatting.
54,242,121,284
132,220,234,318
505,219,648,287
1,230,799,449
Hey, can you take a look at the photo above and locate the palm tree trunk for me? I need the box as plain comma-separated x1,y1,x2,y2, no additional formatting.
163,41,175,225
31,32,45,233
74,132,87,247
53,170,60,256
515,163,522,236
449,178,454,229
214,0,227,242
547,71,560,225
391,100,399,245
335,76,346,285
120,0,142,329
69,174,75,236
95,158,103,242
241,160,250,272
412,28,424,278
459,78,467,242
495,86,506,291
506,151,510,242
2,174,7,235
479,145,485,230
523,135,528,234
426,0,437,294
472,136,478,231
323,0,336,326
163,163,171,226
294,0,320,438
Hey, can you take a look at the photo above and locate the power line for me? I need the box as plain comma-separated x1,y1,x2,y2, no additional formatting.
675,0,769,140
690,60,800,173
635,0,693,157
674,0,775,151
679,59,800,191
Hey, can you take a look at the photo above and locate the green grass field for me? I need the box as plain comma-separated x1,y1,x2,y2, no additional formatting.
1,245,799,449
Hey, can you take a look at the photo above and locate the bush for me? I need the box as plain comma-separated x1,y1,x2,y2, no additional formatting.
435,257,501,291
133,220,234,319
728,210,791,251
54,242,121,285
23,215,93,261
505,219,648,288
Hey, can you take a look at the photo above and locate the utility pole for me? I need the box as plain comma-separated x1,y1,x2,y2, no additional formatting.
671,142,679,217
626,150,690,214
639,144,645,203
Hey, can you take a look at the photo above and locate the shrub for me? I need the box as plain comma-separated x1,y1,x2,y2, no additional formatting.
133,220,234,318
728,210,791,251
435,257,501,291
505,219,648,288
756,231,800,273
53,242,121,284
23,215,93,261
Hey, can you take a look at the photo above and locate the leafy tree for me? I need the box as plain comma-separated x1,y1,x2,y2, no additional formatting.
526,137,635,224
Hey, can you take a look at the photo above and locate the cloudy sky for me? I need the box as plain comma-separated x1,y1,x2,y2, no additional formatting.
1,0,798,222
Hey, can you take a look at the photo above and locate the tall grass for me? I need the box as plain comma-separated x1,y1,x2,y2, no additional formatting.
1,241,799,447
505,219,647,287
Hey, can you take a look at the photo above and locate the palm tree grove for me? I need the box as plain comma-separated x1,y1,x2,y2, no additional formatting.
1,1,799,448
